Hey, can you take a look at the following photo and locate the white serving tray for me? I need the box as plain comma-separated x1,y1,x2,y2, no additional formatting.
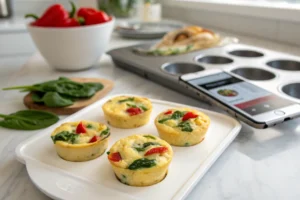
15,95,241,200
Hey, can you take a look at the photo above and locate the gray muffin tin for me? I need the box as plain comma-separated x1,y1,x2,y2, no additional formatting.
107,43,300,104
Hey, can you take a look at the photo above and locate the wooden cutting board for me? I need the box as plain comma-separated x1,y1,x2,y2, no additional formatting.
23,77,114,115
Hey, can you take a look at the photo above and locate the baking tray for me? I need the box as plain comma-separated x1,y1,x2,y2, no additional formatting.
16,94,241,200
107,43,300,104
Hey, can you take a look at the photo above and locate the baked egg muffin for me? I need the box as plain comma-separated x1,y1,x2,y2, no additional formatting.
155,108,210,146
51,120,110,162
107,134,173,186
102,96,152,129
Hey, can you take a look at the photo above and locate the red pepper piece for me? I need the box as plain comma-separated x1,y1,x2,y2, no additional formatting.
108,152,122,162
126,107,142,116
145,147,168,156
182,112,199,121
28,4,69,27
164,110,173,115
76,121,87,134
89,136,100,143
77,8,110,25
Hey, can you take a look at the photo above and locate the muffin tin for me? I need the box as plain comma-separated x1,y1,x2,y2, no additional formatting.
108,43,300,103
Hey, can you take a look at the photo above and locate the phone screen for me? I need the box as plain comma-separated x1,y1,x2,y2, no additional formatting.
187,72,293,116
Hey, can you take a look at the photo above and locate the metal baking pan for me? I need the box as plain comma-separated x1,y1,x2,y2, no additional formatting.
107,43,300,104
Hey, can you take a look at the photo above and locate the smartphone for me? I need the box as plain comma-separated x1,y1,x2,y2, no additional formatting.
179,69,300,128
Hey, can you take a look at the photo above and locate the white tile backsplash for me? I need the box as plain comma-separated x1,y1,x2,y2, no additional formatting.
14,0,79,16
278,21,300,46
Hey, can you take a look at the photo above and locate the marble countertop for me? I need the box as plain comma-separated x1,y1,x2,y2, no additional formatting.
1,33,300,200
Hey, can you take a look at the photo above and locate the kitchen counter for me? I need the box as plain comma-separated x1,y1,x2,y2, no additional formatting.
0,32,300,200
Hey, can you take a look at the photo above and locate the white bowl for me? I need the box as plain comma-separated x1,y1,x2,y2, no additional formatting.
27,18,115,71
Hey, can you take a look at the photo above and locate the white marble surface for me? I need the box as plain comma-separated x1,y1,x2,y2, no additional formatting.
1,33,300,200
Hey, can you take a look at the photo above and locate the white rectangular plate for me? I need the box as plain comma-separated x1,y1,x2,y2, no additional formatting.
16,94,241,200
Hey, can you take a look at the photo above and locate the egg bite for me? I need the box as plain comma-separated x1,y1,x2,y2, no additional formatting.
102,96,152,129
107,134,173,186
154,108,210,146
51,120,110,162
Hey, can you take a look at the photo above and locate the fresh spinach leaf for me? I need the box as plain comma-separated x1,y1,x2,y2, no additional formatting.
3,77,104,98
0,110,59,130
31,92,45,103
51,131,78,144
177,121,193,132
41,81,103,98
128,158,156,170
118,97,134,103
42,92,74,107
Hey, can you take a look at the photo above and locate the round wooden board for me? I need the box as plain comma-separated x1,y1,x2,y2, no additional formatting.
23,77,114,115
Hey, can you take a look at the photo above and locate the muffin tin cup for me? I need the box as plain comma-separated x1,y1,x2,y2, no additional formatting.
231,67,276,81
196,55,233,64
161,63,205,75
280,83,300,101
267,60,300,71
229,50,264,58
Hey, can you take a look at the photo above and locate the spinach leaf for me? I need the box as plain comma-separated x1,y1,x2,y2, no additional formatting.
158,118,170,124
126,103,137,108
42,92,74,107
87,124,93,128
0,110,59,130
40,81,103,98
140,105,148,111
177,121,193,132
3,77,104,98
118,97,134,103
143,135,156,140
171,111,185,119
128,158,156,170
134,142,158,152
58,77,71,81
126,103,148,112
100,127,110,137
158,111,185,124
31,92,45,103
51,131,78,144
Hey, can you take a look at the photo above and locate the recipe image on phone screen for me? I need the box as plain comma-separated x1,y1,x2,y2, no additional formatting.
188,72,292,116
